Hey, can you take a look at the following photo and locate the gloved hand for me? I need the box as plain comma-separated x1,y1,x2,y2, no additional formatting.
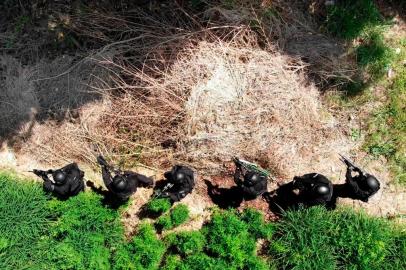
43,181,54,192
345,167,354,182
33,169,46,177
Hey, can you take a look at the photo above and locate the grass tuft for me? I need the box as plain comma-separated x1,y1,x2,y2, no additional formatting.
356,30,394,79
270,207,406,270
0,172,52,269
165,231,206,256
146,198,172,216
325,0,382,39
365,67,406,183
156,204,190,231
114,223,166,270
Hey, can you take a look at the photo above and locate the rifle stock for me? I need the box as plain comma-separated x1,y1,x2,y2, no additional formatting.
153,183,174,199
233,157,270,178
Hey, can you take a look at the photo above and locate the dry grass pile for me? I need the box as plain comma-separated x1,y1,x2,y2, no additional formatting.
11,28,354,179
94,28,353,178
0,55,105,167
0,54,101,141
0,56,37,140
6,3,355,179
203,0,356,88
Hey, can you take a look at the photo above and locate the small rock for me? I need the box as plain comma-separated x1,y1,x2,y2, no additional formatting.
388,68,394,78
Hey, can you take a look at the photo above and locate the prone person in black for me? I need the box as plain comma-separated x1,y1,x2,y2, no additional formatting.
159,165,195,203
344,169,380,202
97,156,153,203
32,163,85,200
335,155,380,202
234,159,268,200
292,173,334,208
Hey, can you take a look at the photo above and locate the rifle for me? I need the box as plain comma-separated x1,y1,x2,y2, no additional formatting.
233,157,270,178
97,155,122,174
28,169,49,180
339,154,366,176
152,183,174,199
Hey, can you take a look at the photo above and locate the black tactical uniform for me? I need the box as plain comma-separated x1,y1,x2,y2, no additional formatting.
293,173,333,207
161,165,195,203
101,166,153,202
345,168,380,202
234,168,267,200
35,163,85,200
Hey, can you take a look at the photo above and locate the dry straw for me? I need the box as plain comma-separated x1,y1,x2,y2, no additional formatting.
9,5,353,180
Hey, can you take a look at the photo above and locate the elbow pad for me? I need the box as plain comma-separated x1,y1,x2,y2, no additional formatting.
43,181,54,192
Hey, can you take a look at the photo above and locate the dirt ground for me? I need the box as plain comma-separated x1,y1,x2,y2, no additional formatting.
1,143,404,235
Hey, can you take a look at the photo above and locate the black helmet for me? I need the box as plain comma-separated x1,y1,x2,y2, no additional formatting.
52,170,67,185
112,175,127,191
244,172,260,185
173,172,185,184
365,175,380,190
315,185,330,195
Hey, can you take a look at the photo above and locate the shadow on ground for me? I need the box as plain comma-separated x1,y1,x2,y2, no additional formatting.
205,179,243,209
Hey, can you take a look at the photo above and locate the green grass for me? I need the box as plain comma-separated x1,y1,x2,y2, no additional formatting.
365,66,406,184
323,0,394,96
326,0,394,85
322,0,405,184
356,30,394,79
270,207,406,270
325,0,382,40
0,172,52,269
0,172,124,270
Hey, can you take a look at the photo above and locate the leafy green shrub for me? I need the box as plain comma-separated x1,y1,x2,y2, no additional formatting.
161,255,182,270
244,256,272,270
160,209,270,270
181,254,227,270
156,204,190,231
41,192,124,270
203,210,263,269
170,204,190,227
156,214,173,231
240,208,274,239
270,207,406,270
165,231,206,256
325,0,382,39
114,223,166,270
0,173,53,269
146,198,171,215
